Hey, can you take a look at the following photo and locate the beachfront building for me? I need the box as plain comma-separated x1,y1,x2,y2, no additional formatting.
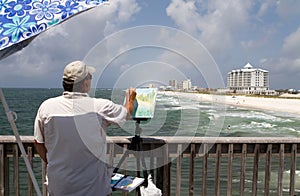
148,84,155,88
227,63,273,95
181,79,192,91
169,80,178,90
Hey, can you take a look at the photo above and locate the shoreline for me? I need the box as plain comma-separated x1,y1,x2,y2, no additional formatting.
159,91,300,116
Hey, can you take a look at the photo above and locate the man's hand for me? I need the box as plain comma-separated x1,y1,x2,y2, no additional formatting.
125,88,136,119
127,88,136,102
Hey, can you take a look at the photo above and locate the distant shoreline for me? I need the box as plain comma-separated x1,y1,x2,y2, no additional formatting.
159,91,300,116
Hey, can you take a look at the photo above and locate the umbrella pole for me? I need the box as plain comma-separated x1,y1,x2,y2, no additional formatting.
0,88,42,196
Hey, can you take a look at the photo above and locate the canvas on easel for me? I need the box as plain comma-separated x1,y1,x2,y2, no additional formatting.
132,88,157,119
113,88,157,193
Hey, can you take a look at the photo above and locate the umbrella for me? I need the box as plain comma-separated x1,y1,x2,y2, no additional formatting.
0,0,109,195
0,0,109,60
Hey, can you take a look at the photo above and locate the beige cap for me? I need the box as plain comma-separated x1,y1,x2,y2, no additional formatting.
63,60,95,83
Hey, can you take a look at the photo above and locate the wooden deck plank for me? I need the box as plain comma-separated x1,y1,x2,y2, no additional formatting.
2,136,300,144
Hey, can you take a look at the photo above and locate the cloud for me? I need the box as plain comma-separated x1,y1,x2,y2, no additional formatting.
276,27,300,73
103,0,141,35
256,0,277,19
165,0,300,89
1,0,299,89
0,0,141,87
166,0,252,55
83,25,225,89
166,0,200,34
264,27,300,74
282,27,300,59
276,0,300,18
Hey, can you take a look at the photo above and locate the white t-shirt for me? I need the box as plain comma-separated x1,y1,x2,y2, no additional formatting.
34,92,128,196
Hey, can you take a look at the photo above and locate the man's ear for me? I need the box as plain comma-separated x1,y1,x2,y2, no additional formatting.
82,79,90,92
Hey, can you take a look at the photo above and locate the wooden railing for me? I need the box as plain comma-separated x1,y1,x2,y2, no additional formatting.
0,136,300,196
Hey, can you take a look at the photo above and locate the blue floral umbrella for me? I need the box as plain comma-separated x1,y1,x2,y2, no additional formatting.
0,0,109,60
0,1,109,195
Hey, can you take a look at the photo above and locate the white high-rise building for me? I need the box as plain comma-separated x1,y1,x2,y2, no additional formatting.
227,63,269,94
181,79,192,91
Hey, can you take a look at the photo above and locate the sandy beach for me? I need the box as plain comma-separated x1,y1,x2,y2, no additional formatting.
160,91,300,116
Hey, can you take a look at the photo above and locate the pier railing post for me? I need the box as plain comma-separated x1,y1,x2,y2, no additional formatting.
176,144,182,196
156,144,171,196
227,144,233,196
202,143,208,196
13,144,19,196
189,144,195,196
289,144,297,196
27,146,33,196
0,144,4,196
252,144,260,196
277,144,284,195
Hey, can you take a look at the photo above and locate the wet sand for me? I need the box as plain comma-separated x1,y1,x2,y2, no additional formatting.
160,91,300,116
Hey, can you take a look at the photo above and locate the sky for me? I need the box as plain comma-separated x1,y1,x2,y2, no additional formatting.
0,0,300,90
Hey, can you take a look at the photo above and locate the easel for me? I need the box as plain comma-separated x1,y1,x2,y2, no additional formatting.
0,88,42,196
113,118,149,193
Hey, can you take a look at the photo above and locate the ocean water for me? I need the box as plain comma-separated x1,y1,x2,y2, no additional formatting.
1,88,300,137
1,88,300,195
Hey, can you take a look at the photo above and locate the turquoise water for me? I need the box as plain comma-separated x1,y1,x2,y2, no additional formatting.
1,88,300,195
1,88,300,137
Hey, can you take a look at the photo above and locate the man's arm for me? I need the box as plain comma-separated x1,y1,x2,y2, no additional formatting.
34,140,48,164
125,88,136,119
